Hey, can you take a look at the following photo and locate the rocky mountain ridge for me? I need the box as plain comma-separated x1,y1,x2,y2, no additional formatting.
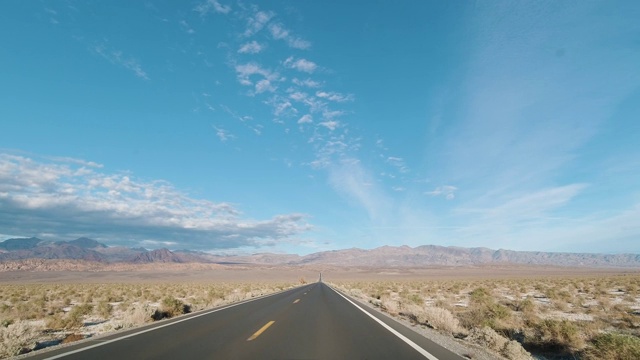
1,237,639,268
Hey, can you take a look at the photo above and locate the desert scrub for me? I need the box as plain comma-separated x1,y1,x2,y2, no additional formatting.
331,274,640,359
0,281,295,357
583,332,640,360
0,320,42,358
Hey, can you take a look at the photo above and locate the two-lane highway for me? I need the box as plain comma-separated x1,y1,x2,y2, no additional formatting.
27,283,465,359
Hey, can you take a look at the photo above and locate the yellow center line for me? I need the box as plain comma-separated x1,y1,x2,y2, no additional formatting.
247,321,275,341
293,299,300,304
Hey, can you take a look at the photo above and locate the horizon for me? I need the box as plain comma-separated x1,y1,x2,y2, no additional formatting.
1,1,639,255
2,235,639,257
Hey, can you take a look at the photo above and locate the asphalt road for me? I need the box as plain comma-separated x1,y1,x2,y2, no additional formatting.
27,282,466,360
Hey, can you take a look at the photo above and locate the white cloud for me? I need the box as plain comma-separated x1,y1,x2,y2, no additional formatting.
238,41,264,54
292,78,321,88
319,120,339,131
268,23,289,39
316,91,354,102
322,110,344,120
244,10,274,37
179,20,195,34
425,185,457,200
194,0,231,15
213,126,235,142
234,62,280,88
0,154,312,250
288,38,311,50
386,156,409,173
92,44,148,80
298,114,312,124
268,23,311,49
255,79,276,93
284,57,317,73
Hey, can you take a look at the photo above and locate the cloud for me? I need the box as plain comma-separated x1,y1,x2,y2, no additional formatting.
179,20,195,34
319,120,339,131
0,154,312,250
213,126,235,142
284,57,317,73
298,114,312,124
328,160,391,222
425,185,457,200
92,43,148,80
243,10,274,37
316,91,354,102
238,41,264,54
234,62,280,88
268,23,311,49
386,156,409,173
194,0,231,15
292,78,321,88
255,79,276,93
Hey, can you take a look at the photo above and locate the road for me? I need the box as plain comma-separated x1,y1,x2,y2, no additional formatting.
27,282,466,360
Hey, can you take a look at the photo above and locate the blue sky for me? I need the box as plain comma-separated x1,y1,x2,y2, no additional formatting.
1,1,639,254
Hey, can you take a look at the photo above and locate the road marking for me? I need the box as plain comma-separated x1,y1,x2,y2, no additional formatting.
293,299,300,304
247,321,275,341
330,287,440,360
40,286,308,360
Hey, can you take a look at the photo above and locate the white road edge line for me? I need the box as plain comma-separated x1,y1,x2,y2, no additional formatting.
329,286,439,360
42,285,310,360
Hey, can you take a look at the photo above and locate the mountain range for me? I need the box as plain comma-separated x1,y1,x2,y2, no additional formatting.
1,237,640,268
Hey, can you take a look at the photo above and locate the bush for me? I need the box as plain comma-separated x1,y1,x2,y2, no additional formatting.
46,303,93,329
153,297,190,320
401,303,464,335
0,320,40,357
532,319,584,351
583,333,640,360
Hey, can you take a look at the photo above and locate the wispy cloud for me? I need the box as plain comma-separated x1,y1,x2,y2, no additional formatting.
0,154,312,249
297,114,312,124
319,120,340,131
268,23,311,49
243,10,274,37
213,126,235,142
92,43,149,80
238,40,264,54
194,0,231,16
316,91,353,102
425,185,457,200
284,57,317,73
292,78,321,88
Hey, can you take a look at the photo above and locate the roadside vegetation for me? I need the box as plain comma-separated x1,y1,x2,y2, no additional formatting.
331,274,640,360
0,282,295,358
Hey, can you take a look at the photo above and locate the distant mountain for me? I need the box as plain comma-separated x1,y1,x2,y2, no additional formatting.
213,245,640,268
64,237,107,249
0,237,45,251
131,248,185,263
1,237,639,268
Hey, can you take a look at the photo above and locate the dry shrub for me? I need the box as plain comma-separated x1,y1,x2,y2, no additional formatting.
154,296,190,320
468,326,533,360
46,303,93,330
381,297,399,315
583,333,640,360
0,320,40,358
530,319,584,351
402,303,464,335
120,303,154,328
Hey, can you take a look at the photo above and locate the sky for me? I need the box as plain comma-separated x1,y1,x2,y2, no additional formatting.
1,1,639,255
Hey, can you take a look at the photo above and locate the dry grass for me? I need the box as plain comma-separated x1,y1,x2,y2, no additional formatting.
331,274,640,359
0,281,295,358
